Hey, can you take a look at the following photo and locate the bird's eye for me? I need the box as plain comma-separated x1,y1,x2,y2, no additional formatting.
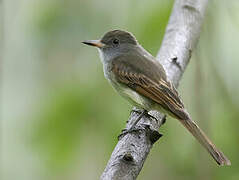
112,38,119,45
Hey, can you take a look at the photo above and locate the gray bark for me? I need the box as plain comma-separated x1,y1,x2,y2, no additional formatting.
101,0,208,179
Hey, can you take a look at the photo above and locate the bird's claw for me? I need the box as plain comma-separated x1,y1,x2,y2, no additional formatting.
131,109,158,123
118,127,142,140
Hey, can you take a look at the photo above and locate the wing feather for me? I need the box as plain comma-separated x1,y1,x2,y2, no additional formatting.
111,56,187,119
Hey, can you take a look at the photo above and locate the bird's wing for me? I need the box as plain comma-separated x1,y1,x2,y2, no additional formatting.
111,54,187,119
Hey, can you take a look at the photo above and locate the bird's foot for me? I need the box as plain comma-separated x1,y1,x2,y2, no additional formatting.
130,109,158,124
118,124,163,143
118,126,143,140
130,109,143,115
118,109,160,140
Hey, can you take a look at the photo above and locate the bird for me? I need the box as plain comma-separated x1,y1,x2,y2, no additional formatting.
82,29,231,166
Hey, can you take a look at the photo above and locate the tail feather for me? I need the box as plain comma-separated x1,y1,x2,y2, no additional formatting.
179,118,231,166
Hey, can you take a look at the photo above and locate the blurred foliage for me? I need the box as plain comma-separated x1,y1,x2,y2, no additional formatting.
2,0,239,180
30,81,131,171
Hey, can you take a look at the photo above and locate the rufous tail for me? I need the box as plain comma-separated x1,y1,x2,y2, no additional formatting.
179,117,231,166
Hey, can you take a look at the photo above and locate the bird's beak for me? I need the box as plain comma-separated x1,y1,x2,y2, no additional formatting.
82,40,105,48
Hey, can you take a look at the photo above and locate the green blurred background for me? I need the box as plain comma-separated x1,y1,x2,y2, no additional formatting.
1,0,239,179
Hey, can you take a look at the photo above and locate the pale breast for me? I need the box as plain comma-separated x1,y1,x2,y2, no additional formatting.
106,70,153,110
119,86,151,109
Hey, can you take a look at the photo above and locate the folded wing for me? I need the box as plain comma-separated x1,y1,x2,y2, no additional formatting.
111,55,188,120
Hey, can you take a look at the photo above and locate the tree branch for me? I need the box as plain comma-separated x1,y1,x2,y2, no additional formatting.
101,0,208,179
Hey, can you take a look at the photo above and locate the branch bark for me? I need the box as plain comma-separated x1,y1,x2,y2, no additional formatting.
101,0,208,179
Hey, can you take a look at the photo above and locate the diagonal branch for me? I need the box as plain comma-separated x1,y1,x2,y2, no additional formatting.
101,0,208,179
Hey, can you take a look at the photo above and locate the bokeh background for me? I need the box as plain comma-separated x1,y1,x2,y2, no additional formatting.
1,0,239,179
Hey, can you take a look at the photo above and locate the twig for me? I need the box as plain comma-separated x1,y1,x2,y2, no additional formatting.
101,0,208,179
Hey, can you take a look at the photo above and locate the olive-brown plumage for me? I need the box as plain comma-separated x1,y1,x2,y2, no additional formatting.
82,30,231,166
111,54,187,120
